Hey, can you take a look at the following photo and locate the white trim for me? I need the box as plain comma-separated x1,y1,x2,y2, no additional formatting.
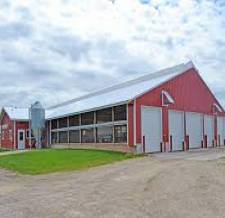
112,107,115,143
26,128,34,140
79,115,82,143
94,112,97,143
213,103,223,113
17,129,25,150
67,117,70,143
28,108,31,149
126,104,129,145
46,121,49,147
162,90,175,106
13,120,16,150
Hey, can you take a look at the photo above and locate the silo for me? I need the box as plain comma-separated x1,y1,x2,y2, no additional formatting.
30,101,45,149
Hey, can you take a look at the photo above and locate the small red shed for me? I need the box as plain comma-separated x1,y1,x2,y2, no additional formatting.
0,107,31,150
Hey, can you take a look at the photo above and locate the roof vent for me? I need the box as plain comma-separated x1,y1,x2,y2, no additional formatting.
162,90,175,106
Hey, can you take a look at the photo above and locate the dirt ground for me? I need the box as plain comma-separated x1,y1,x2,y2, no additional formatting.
1,148,225,218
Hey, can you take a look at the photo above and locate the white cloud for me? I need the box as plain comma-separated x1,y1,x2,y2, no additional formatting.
0,0,224,107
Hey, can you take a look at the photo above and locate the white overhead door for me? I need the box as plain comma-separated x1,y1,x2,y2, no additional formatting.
217,117,224,146
186,112,203,149
141,106,162,153
224,118,225,145
169,110,184,151
224,118,225,144
204,115,214,147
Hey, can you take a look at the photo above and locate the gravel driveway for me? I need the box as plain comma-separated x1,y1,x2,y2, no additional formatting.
1,148,225,218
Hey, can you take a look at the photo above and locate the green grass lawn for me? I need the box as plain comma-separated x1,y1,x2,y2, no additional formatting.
0,149,132,175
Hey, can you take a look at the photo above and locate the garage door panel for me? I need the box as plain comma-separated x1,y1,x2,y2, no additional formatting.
224,118,225,143
217,117,224,146
186,112,203,149
141,106,162,153
224,118,225,144
169,110,184,151
204,115,214,147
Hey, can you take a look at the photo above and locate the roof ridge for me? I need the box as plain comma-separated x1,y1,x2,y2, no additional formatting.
48,61,193,110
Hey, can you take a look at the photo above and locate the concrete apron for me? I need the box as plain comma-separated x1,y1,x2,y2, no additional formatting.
151,147,225,161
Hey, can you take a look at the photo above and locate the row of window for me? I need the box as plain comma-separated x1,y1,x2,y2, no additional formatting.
51,105,127,129
51,125,127,144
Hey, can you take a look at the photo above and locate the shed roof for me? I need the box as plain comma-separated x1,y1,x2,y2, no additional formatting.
46,61,194,119
3,107,29,121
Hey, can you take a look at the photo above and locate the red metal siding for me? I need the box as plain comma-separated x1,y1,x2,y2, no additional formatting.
0,112,14,149
0,110,29,149
135,68,224,144
128,102,134,146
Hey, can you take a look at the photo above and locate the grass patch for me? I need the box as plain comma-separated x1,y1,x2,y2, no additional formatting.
0,149,132,175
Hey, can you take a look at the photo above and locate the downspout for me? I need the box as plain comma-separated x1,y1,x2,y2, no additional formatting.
126,104,129,147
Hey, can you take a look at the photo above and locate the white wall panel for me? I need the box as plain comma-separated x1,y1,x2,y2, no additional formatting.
186,112,203,149
169,110,184,151
204,115,214,147
217,117,224,146
141,106,162,153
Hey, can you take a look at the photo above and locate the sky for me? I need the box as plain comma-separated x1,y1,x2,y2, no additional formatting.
0,0,224,108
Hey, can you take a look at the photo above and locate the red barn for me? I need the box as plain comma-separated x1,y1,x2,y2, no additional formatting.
45,61,225,153
0,107,31,150
1,61,225,153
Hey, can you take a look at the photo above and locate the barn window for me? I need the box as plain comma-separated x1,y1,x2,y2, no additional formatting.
59,131,68,143
51,132,58,143
96,126,113,143
69,115,80,126
96,108,112,124
81,128,94,143
114,125,127,143
26,129,34,138
81,112,94,125
58,117,68,128
69,130,80,143
114,105,127,121
51,119,58,129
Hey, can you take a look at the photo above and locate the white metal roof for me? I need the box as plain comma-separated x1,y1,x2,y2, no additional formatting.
1,61,196,121
3,106,29,121
46,61,194,119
